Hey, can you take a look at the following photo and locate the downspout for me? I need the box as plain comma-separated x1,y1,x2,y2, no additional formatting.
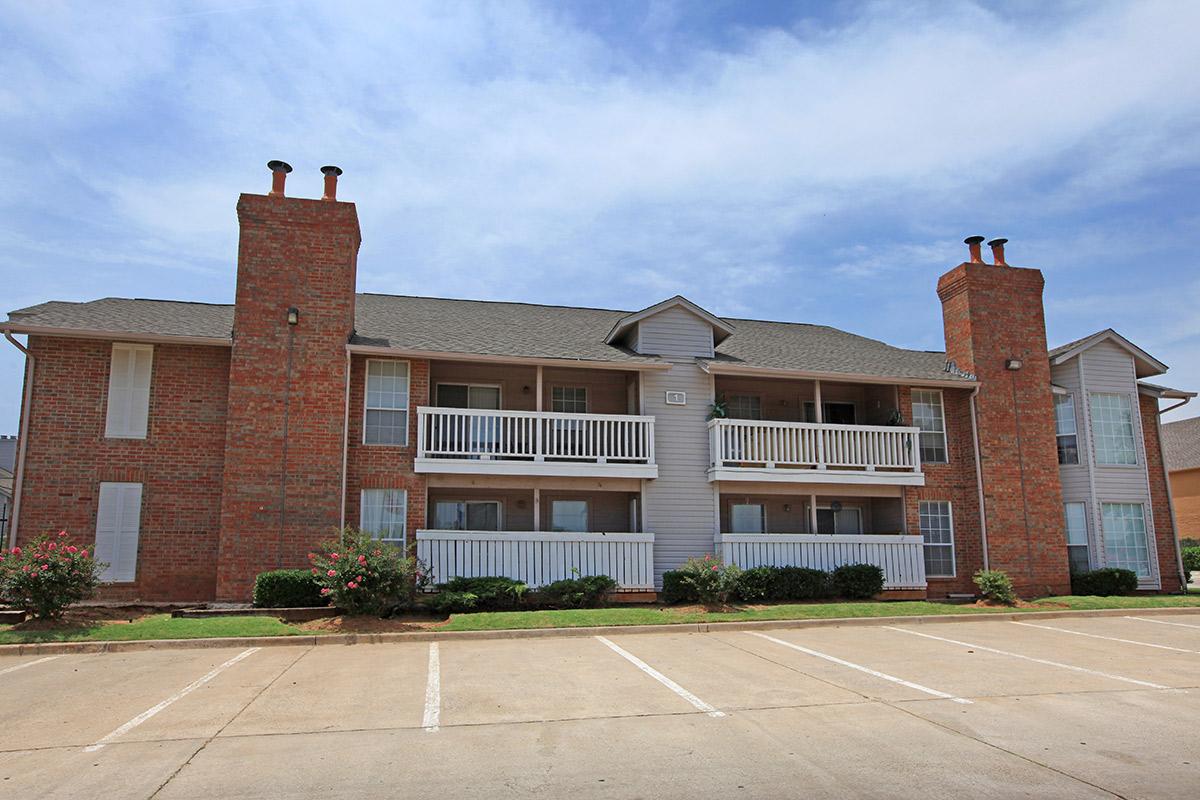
340,346,351,533
968,385,989,570
1155,397,1192,592
3,331,33,549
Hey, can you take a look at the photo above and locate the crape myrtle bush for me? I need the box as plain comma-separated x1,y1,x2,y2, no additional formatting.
659,555,742,605
1070,567,1139,596
0,531,103,619
308,528,421,616
253,569,325,608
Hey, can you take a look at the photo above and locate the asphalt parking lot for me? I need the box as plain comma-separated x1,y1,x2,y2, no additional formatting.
2,614,1199,799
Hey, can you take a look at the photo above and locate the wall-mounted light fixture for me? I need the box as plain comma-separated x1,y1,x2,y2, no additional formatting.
287,307,300,326
522,385,531,394
1005,358,1023,371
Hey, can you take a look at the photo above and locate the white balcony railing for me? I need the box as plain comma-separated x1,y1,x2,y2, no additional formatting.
717,533,927,590
708,419,922,481
416,407,656,477
416,530,655,590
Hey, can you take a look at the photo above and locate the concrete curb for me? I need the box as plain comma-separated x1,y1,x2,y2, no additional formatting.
5,605,1200,656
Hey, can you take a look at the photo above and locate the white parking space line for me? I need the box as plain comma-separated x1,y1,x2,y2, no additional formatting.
885,627,1170,689
0,655,59,676
422,643,440,733
83,648,260,752
1127,615,1200,631
747,632,972,705
1011,621,1199,653
595,636,725,717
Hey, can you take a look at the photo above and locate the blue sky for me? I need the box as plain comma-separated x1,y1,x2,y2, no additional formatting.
2,0,1199,430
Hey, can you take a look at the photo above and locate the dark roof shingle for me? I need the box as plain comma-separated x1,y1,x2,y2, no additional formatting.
6,293,970,383
1163,416,1200,472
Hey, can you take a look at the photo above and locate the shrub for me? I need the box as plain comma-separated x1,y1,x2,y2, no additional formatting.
539,575,617,608
438,576,527,610
308,528,417,616
1181,546,1200,582
771,567,832,601
1070,567,1138,596
424,590,478,614
674,555,742,604
734,567,776,602
661,570,694,604
830,564,885,599
972,569,1017,605
0,531,103,619
1181,538,1200,549
253,569,325,608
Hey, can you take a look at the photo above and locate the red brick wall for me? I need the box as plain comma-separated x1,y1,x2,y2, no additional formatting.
16,337,229,601
899,386,984,596
938,262,1071,595
344,355,430,553
1141,395,1185,591
215,192,361,599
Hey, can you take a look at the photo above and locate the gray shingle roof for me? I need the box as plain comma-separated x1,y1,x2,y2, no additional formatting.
1163,416,1200,472
0,435,15,475
5,299,233,340
5,293,970,383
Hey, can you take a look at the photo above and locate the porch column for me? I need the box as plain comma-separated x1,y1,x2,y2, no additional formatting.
536,366,543,412
809,493,819,534
533,487,541,532
813,379,823,423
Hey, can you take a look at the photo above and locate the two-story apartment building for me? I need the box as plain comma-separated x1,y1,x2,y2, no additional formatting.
2,163,1192,601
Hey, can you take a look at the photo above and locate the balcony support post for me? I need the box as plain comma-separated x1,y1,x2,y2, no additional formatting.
809,493,819,534
533,487,541,532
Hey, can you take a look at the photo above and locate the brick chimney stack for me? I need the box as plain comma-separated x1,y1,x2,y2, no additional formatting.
216,162,361,600
938,239,1070,596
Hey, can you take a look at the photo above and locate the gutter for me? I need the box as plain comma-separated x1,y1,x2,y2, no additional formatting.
3,332,33,549
968,385,989,570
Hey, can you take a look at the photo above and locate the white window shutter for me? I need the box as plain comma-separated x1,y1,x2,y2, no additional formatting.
95,482,142,582
105,344,152,438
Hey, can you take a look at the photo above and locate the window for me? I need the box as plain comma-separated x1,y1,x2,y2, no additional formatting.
434,500,501,531
95,482,142,582
1102,502,1150,578
730,503,765,533
815,505,863,535
803,401,856,425
1054,394,1079,465
105,343,153,439
919,501,955,577
726,395,762,420
360,489,408,544
551,500,588,532
364,361,410,445
911,390,947,463
1090,393,1137,465
1064,502,1090,574
551,387,587,414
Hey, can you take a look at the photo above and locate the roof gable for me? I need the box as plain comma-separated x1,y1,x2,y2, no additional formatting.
1049,328,1168,378
604,295,734,347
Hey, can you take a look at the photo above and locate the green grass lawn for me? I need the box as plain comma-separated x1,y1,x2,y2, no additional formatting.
438,594,1200,632
0,613,306,644
2,594,1200,642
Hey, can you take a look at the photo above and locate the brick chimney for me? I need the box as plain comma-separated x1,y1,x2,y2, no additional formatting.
216,163,360,600
938,239,1070,596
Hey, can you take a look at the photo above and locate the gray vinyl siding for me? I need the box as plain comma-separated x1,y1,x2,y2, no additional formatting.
635,306,716,358
641,361,718,583
1055,340,1158,587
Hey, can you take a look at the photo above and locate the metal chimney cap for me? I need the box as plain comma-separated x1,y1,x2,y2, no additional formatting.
987,238,1008,247
267,160,293,174
320,165,343,177
963,235,986,245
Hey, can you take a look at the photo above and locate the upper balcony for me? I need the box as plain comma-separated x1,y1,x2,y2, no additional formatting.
416,407,657,478
707,374,925,486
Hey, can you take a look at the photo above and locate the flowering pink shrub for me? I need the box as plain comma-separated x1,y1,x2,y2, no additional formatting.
308,528,420,616
0,531,104,618
675,554,742,605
